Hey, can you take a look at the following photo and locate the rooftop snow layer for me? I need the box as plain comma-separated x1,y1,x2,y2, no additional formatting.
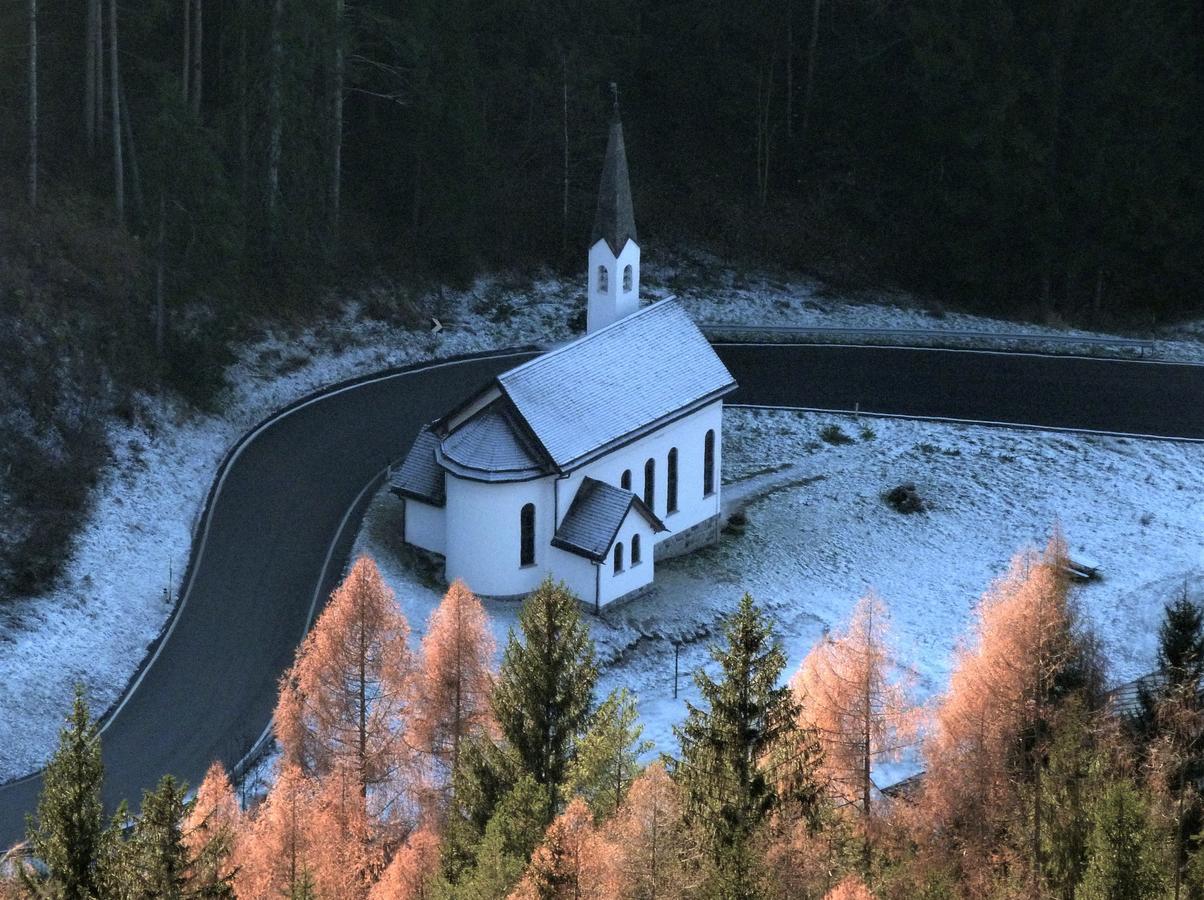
390,428,446,505
438,402,551,481
498,298,736,470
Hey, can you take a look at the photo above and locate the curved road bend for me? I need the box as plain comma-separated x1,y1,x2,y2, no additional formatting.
2,344,1203,844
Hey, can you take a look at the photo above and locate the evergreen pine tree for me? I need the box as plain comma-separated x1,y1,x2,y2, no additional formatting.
491,578,598,817
566,687,653,820
670,594,817,899
1138,588,1204,735
119,775,192,899
23,685,106,900
1078,779,1165,900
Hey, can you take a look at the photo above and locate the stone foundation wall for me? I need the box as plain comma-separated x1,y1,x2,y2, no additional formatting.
654,513,721,563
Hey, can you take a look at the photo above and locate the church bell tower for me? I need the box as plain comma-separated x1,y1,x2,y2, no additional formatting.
587,87,640,333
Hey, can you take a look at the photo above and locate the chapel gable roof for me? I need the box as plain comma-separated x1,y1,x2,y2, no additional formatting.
551,477,665,562
496,298,736,471
390,427,446,506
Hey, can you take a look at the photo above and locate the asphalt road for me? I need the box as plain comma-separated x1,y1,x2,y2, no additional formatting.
2,343,1202,845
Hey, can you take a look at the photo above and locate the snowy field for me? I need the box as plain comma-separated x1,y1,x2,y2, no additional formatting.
3,253,1204,784
356,408,1204,781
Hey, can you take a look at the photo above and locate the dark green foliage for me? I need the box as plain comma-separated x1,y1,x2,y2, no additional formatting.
670,594,819,899
1078,779,1166,900
491,578,598,817
566,686,653,820
114,775,192,900
23,686,106,900
441,737,522,884
1137,589,1204,738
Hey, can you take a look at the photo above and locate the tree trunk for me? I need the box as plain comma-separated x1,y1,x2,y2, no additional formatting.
120,79,144,222
862,664,872,871
785,0,794,140
267,0,284,245
109,0,124,225
85,0,97,155
27,0,37,209
329,0,344,249
799,0,822,151
155,192,167,357
238,0,249,209
95,0,104,139
191,0,202,116
181,0,190,103
562,52,569,254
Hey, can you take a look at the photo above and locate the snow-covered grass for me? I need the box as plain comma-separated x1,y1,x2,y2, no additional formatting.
356,407,1204,784
4,252,1203,785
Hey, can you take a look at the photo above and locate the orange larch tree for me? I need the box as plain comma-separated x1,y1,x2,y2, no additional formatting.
182,761,240,894
919,531,1075,892
233,764,317,899
304,767,379,900
792,591,917,866
412,579,496,804
368,827,441,900
509,797,619,900
606,761,692,900
824,874,875,900
274,556,416,822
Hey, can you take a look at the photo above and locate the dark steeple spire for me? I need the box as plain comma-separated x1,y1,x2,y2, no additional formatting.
591,84,637,256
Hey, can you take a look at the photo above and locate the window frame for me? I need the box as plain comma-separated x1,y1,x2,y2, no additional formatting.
643,458,655,511
621,469,632,491
631,533,641,565
703,430,716,497
614,541,624,574
520,503,536,567
667,447,679,514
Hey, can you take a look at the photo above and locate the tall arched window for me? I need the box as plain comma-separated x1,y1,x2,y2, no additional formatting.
644,458,655,510
597,265,608,293
614,542,624,574
703,430,716,496
623,264,633,292
621,469,632,491
631,534,641,565
667,448,679,514
520,503,535,567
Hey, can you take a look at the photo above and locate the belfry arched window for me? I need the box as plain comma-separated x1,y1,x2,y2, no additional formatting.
520,503,536,567
597,265,608,293
623,264,633,292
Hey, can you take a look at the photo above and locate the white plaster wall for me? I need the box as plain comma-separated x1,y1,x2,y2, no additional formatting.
403,499,446,555
549,546,599,608
556,401,725,546
598,505,657,606
587,238,640,333
444,473,556,597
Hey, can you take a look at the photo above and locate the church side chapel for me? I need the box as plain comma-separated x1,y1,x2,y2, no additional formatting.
390,103,737,610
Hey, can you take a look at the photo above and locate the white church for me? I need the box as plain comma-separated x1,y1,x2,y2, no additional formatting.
390,106,737,610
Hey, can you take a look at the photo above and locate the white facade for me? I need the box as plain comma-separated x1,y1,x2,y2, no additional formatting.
556,401,723,546
587,238,641,333
403,499,445,555
401,397,722,608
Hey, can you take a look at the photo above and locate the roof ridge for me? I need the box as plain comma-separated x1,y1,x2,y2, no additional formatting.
498,295,681,382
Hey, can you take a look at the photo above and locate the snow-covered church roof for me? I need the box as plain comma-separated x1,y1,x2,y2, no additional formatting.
390,297,736,499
